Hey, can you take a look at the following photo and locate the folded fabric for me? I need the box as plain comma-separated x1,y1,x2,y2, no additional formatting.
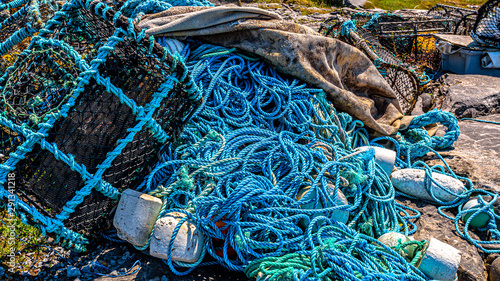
138,6,416,136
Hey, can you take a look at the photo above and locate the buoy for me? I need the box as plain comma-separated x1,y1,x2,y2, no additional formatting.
391,169,466,203
296,184,350,224
356,146,396,176
461,197,493,228
150,212,204,263
113,189,163,247
377,232,416,262
418,238,461,281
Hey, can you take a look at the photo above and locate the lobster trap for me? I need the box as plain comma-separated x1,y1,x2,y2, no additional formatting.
320,13,422,114
0,0,201,249
472,0,500,48
426,4,477,35
0,0,63,73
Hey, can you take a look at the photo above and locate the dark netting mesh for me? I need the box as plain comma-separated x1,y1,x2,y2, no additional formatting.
472,0,500,48
0,0,201,241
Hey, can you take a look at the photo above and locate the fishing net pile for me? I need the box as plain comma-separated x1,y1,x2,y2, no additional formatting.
1,0,500,280
0,0,202,250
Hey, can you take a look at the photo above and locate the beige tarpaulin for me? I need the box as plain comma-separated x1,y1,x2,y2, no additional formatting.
138,6,416,136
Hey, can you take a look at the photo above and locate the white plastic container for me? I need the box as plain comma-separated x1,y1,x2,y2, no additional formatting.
150,212,204,263
113,189,163,247
441,48,500,77
391,169,466,203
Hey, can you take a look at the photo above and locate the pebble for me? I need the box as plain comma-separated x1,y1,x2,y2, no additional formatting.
161,275,169,281
491,257,500,281
109,259,117,266
0,267,4,277
66,266,81,278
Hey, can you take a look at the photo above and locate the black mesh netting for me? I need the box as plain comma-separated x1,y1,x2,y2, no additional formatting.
0,0,200,234
472,0,500,48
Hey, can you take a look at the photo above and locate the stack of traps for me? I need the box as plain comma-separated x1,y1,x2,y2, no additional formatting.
0,0,201,250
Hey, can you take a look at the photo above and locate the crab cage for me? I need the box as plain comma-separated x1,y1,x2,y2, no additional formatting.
374,17,458,71
472,0,500,48
320,12,422,114
0,0,201,250
426,4,477,35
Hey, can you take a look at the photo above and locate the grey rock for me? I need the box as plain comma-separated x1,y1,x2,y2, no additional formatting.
399,199,487,281
426,115,500,192
67,266,81,278
345,0,366,8
434,74,500,118
490,257,500,281
411,93,432,115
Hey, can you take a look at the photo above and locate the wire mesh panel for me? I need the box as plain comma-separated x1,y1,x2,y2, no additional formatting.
0,0,201,250
472,0,500,48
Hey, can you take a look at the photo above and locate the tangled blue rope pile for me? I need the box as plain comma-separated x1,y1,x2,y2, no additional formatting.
1,0,499,279
128,40,500,279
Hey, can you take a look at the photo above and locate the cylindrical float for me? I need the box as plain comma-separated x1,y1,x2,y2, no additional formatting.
391,169,466,203
418,238,461,281
296,184,350,224
461,197,494,228
150,212,204,263
377,232,416,262
356,146,396,176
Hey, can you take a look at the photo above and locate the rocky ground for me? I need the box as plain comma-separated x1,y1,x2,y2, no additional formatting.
2,4,500,281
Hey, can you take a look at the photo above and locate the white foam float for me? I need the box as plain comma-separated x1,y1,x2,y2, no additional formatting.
418,238,461,281
296,184,350,224
113,189,163,247
377,232,416,262
150,212,204,263
391,169,466,203
356,146,396,176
